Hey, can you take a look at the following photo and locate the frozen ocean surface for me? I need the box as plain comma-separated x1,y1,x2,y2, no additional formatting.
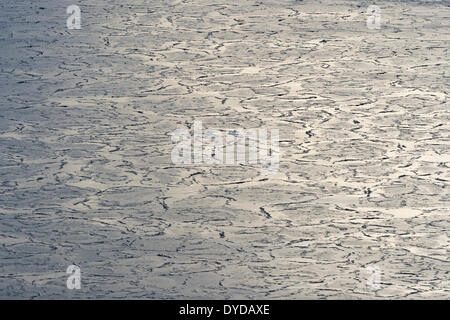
0,0,449,298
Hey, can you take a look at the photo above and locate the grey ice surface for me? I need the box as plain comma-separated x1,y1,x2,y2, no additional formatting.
0,0,449,299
